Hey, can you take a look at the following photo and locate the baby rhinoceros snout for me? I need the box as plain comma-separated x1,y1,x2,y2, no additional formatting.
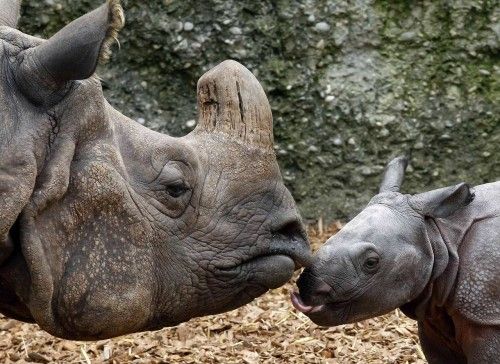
296,267,334,307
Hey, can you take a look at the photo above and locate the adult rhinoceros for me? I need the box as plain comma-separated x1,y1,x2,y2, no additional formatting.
0,0,311,340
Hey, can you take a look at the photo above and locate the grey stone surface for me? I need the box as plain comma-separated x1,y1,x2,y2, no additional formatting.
20,0,500,221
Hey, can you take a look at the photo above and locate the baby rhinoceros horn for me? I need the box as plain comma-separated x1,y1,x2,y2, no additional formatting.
0,0,21,28
379,155,409,193
194,60,274,151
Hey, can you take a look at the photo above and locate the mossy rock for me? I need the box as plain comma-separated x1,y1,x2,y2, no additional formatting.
20,0,500,221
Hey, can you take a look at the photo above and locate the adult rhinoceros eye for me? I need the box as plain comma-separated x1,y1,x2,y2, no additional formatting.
155,162,193,203
166,181,190,198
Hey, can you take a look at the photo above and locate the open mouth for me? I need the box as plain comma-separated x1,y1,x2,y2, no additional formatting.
290,292,325,314
291,291,357,327
290,291,353,314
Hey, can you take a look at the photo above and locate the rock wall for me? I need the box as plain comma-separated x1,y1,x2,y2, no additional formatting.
20,0,499,220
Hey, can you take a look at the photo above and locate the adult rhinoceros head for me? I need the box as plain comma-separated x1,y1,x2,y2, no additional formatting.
0,0,310,339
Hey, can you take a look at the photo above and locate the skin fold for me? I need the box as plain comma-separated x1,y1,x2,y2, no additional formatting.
0,0,311,340
293,156,500,364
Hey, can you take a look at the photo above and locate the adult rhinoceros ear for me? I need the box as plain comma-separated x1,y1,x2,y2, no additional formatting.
16,0,124,92
0,0,21,28
409,182,475,218
379,155,409,193
193,60,274,151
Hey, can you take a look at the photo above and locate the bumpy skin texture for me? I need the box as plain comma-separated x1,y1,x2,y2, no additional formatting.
295,157,499,364
0,1,310,340
457,317,500,364
452,217,500,326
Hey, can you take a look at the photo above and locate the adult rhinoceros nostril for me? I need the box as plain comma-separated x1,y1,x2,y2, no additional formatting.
269,217,312,267
271,219,307,242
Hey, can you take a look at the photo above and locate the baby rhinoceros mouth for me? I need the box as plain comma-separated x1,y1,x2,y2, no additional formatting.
291,292,325,314
289,267,347,325
291,271,336,315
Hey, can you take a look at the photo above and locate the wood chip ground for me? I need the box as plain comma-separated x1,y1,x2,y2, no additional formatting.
0,225,426,363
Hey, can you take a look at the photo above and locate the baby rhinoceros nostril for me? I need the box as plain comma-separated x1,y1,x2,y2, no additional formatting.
297,268,333,306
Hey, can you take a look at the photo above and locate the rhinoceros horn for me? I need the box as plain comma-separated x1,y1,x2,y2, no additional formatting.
194,60,274,150
0,0,21,28
379,155,408,193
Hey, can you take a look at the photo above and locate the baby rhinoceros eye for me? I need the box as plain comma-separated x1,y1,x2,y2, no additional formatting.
362,252,380,273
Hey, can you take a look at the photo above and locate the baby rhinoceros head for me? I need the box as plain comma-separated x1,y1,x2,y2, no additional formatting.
0,1,311,339
292,156,474,326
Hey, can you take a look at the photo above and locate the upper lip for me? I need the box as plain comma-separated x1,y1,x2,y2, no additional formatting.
216,214,312,271
269,215,312,268
217,245,312,271
266,244,313,268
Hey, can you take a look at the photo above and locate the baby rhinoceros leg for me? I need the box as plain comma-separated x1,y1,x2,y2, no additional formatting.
0,235,13,265
418,320,467,364
456,318,500,364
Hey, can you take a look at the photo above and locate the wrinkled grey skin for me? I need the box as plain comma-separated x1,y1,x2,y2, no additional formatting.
0,1,311,340
294,156,500,364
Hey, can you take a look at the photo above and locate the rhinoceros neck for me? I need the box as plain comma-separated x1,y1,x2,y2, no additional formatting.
434,182,500,245
429,183,500,306
401,218,457,320
402,183,500,321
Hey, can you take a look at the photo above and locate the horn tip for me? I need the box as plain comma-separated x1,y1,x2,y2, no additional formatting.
388,155,409,169
195,59,274,150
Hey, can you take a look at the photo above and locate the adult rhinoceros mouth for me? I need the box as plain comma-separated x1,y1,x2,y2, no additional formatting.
214,255,293,293
215,245,311,290
214,217,312,275
216,244,312,272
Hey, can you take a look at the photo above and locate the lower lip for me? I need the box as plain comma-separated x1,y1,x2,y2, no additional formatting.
219,255,296,289
290,292,324,314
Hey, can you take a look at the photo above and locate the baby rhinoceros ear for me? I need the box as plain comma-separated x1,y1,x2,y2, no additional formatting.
16,0,124,97
409,182,475,218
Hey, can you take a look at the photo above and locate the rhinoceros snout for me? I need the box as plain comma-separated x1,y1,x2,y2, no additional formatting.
269,217,312,268
296,267,333,306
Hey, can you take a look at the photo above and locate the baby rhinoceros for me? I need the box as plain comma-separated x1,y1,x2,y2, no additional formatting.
292,156,500,364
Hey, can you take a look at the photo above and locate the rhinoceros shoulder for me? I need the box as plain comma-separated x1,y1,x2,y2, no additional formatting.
451,216,500,326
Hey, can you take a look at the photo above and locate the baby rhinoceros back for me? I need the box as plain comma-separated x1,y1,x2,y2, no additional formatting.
292,156,500,364
450,183,500,327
